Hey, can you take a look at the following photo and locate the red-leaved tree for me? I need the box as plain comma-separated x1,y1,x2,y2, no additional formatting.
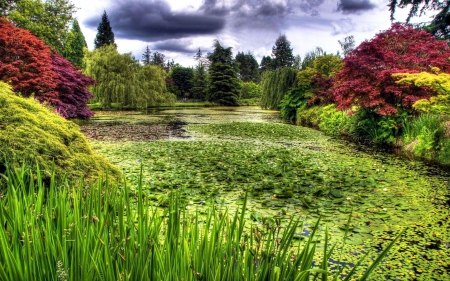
0,17,95,119
0,17,59,103
333,23,450,115
51,53,95,119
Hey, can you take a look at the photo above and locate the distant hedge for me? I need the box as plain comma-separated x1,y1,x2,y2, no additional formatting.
0,82,121,183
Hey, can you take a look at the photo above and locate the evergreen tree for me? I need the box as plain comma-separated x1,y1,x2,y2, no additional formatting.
260,56,274,72
170,65,194,99
272,34,295,69
235,52,260,83
63,19,87,68
94,10,115,49
142,45,151,65
207,40,240,105
191,63,208,100
151,51,165,67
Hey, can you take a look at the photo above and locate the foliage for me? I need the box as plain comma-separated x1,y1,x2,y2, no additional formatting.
394,70,450,114
403,114,445,160
0,82,120,182
142,45,151,65
0,162,403,281
347,109,411,145
260,55,274,72
0,17,58,100
207,40,241,105
240,81,262,99
170,65,194,98
94,10,115,49
280,87,307,122
260,68,297,110
333,23,450,115
318,104,351,136
389,0,450,39
150,51,166,68
296,105,324,127
51,53,95,119
271,34,295,69
4,0,75,54
301,47,325,70
191,63,208,100
0,18,94,119
338,35,355,57
84,45,175,109
235,51,260,82
63,19,87,68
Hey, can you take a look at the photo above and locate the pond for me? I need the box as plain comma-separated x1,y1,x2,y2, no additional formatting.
81,106,450,280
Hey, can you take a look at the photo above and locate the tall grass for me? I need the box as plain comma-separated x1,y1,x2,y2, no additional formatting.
0,163,400,280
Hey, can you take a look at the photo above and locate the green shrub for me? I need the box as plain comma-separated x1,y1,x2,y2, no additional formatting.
318,104,351,136
403,114,445,160
280,87,307,123
240,81,262,99
0,82,120,183
296,106,323,127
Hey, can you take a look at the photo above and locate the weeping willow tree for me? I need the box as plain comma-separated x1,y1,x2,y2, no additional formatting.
84,45,175,109
260,68,298,109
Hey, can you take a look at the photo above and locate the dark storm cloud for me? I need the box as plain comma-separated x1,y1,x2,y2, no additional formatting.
336,0,376,14
152,40,197,54
85,0,225,41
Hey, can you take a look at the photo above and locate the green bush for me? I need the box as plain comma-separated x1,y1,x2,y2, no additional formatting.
240,81,262,99
280,87,307,123
318,104,351,136
0,82,120,183
296,106,323,127
403,114,445,160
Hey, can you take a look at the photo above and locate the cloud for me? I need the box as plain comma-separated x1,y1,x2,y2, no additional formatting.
298,0,326,16
331,18,356,35
152,39,198,54
84,0,225,41
336,0,376,14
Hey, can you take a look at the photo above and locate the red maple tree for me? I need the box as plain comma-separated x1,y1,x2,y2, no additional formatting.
0,17,59,103
333,23,450,115
0,17,95,119
51,53,95,119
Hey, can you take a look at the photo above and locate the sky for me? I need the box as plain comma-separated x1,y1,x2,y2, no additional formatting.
71,0,423,67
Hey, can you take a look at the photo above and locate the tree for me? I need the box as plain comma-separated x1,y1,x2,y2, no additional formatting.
170,66,194,99
84,45,175,109
4,0,75,54
63,19,87,68
389,0,450,39
142,45,151,65
260,68,298,109
333,23,450,115
207,40,240,105
0,18,95,119
235,52,260,82
393,69,450,114
151,51,166,67
193,48,210,69
0,17,58,102
51,53,95,119
260,56,274,72
271,34,295,69
301,47,325,70
191,63,208,100
94,10,115,49
338,35,355,57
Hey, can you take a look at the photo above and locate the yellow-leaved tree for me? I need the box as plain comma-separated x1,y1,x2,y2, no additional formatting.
393,68,450,114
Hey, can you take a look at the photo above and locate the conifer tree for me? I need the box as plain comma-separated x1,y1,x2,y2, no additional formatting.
207,40,240,105
272,34,295,69
64,19,87,68
142,45,151,65
191,63,208,100
235,52,259,83
94,10,115,49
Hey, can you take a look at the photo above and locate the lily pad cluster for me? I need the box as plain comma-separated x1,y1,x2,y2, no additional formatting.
85,109,450,280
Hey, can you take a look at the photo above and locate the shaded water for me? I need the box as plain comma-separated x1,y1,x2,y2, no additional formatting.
83,106,450,280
